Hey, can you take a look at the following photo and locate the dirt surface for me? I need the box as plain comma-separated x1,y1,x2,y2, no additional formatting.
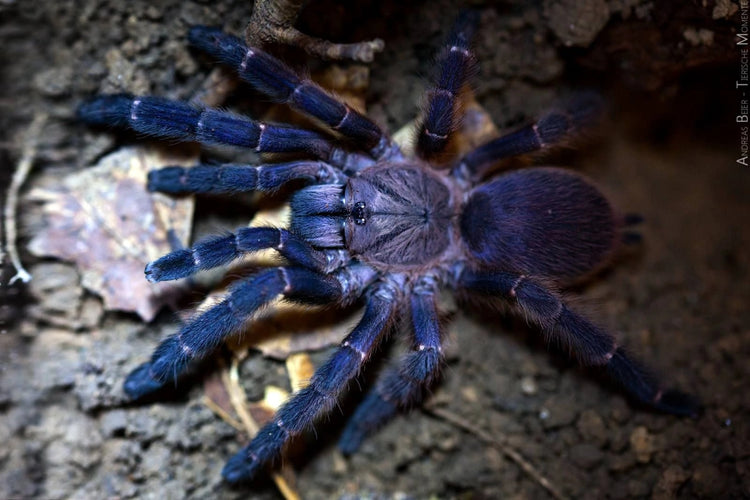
0,1,746,499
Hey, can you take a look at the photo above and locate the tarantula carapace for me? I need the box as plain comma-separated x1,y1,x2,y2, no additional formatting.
79,13,696,483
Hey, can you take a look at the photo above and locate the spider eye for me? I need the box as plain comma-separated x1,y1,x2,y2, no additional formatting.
353,201,367,225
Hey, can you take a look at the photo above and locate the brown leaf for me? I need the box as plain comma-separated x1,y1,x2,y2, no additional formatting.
28,145,196,321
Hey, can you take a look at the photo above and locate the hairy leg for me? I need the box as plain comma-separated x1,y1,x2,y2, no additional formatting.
124,264,376,399
338,278,443,454
416,10,478,160
148,160,345,195
222,283,399,483
459,269,698,416
145,227,333,282
78,94,334,157
188,26,389,156
452,92,604,183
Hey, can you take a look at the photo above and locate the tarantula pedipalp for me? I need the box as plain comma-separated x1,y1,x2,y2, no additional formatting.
79,13,697,484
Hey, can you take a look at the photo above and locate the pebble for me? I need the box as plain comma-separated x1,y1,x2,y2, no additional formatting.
28,263,82,317
691,463,726,497
540,395,579,429
576,409,608,446
520,375,537,395
627,479,650,497
568,443,604,470
607,451,637,472
629,426,655,463
33,66,73,97
652,464,689,500
100,410,128,437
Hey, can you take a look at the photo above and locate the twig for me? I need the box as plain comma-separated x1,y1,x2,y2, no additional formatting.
222,356,260,435
202,395,245,432
245,0,384,62
3,112,48,284
207,356,300,500
424,405,568,500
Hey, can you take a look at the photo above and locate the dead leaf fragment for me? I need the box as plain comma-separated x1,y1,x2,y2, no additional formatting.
28,145,196,321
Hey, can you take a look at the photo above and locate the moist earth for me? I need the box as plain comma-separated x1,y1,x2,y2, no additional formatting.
0,1,745,499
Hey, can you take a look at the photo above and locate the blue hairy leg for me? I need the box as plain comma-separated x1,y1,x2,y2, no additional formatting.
460,167,618,283
145,227,329,282
124,266,346,399
148,160,344,195
453,92,604,182
459,269,699,416
338,280,443,454
188,26,387,154
416,10,479,159
77,94,334,158
222,287,398,483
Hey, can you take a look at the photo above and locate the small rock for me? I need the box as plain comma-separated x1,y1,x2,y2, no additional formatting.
28,262,82,322
101,410,128,437
713,0,738,19
691,463,726,497
568,443,604,470
544,0,610,47
33,66,73,96
145,5,162,20
629,426,655,463
628,478,650,497
683,27,714,47
652,464,689,500
609,397,633,424
576,409,608,446
520,376,537,395
540,395,579,429
461,385,479,403
607,451,637,472
78,295,104,329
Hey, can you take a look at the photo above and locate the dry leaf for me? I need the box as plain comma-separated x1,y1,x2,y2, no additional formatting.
285,352,314,392
28,145,196,321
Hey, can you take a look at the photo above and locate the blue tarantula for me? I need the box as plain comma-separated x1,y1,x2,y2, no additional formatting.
79,13,696,483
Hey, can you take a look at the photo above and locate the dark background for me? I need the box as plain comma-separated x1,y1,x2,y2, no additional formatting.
0,0,746,498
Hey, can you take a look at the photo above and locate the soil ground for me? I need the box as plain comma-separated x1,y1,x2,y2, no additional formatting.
0,1,747,499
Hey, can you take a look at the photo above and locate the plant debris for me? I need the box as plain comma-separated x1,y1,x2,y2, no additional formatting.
27,145,196,321
245,0,384,62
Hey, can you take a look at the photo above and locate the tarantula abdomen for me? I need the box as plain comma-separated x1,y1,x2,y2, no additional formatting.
461,167,618,281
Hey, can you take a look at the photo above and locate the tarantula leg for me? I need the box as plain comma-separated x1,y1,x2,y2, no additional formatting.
338,279,443,454
78,95,334,157
417,10,479,160
125,265,375,399
188,27,389,155
148,160,344,195
452,92,604,183
459,270,698,416
222,284,398,483
145,227,330,282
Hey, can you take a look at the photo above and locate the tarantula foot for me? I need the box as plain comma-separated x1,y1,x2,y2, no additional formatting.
123,362,165,399
222,450,261,484
77,94,132,127
654,389,701,418
145,249,195,283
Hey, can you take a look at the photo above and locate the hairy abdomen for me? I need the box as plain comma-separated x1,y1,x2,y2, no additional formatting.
460,168,619,282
